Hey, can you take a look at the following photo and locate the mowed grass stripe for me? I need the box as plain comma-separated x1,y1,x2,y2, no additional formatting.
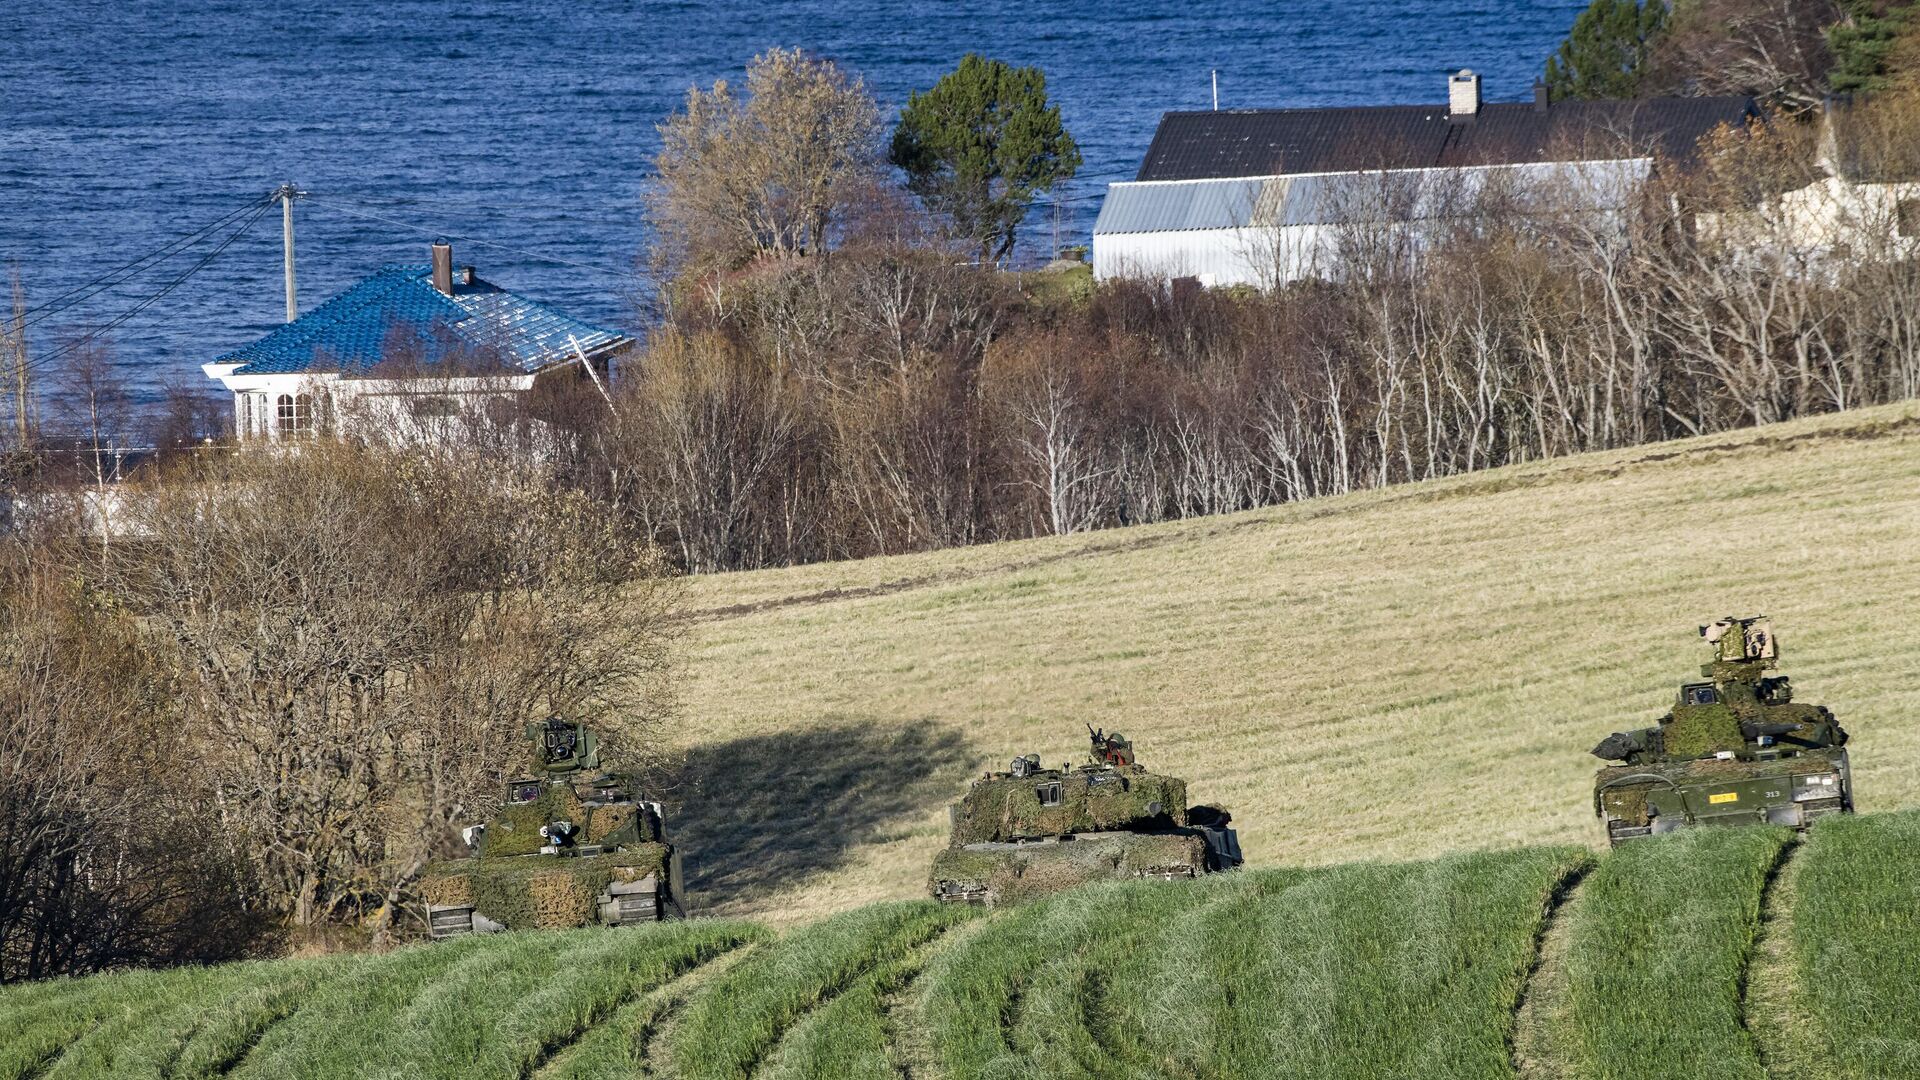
667,900,971,1080
235,923,754,1080
37,956,360,1080
0,962,282,1080
225,933,495,1078
1003,877,1228,1080
1090,870,1309,1077
919,879,1133,1079
537,935,767,1080
755,911,977,1080
1793,810,1920,1079
1140,850,1583,1079
1562,827,1789,1080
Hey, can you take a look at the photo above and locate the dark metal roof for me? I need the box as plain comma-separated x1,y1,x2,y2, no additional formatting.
1135,98,1758,182
215,264,631,376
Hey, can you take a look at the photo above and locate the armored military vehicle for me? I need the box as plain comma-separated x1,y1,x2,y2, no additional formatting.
419,718,684,938
1591,616,1852,845
930,727,1242,906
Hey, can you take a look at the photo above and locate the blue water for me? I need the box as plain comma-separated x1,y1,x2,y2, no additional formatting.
1,1,1583,408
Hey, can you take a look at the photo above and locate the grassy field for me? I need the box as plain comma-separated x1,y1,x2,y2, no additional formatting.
1558,827,1788,1080
670,401,1920,923
1792,809,1920,1079
10,406,1920,1076
8,818,1920,1079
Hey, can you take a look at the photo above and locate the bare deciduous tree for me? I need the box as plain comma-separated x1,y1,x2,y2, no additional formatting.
99,442,679,939
649,48,886,275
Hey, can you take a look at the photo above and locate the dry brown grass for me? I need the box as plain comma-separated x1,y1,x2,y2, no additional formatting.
670,401,1920,924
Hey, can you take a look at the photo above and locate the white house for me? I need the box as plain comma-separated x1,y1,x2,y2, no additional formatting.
203,243,631,442
1093,72,1756,288
1695,99,1920,264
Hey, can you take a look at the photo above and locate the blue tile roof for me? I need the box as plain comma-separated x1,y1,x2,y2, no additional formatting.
214,264,631,376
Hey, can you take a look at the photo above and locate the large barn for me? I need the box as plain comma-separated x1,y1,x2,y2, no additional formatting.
1092,72,1756,288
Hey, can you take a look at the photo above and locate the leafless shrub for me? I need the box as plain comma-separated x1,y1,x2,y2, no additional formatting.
94,442,679,939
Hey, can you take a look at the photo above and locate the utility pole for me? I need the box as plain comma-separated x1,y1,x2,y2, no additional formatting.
6,266,27,448
277,182,303,322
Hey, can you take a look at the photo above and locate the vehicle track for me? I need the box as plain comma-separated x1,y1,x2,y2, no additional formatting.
1510,859,1592,1080
524,936,753,1078
527,939,758,1080
751,918,971,1080
1740,835,1835,1080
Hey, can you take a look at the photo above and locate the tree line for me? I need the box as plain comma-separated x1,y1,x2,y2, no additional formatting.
545,63,1920,572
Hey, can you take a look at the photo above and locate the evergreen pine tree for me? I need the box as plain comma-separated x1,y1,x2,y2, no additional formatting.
890,55,1082,265
1828,1,1919,94
1544,0,1670,100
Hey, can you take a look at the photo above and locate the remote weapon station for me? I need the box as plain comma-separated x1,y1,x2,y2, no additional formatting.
931,727,1243,906
1591,616,1852,845
420,718,684,938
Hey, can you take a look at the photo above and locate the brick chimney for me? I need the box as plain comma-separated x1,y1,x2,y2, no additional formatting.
1533,78,1550,113
1449,70,1481,120
431,241,453,295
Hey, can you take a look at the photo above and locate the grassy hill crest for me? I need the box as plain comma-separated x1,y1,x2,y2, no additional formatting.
673,401,1920,922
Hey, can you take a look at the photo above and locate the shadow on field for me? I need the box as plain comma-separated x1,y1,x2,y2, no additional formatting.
669,718,973,911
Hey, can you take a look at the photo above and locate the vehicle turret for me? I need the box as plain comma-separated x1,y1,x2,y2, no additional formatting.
418,718,684,937
1590,617,1853,844
931,728,1241,905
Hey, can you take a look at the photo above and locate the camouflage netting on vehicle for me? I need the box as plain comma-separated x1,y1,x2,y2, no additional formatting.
1664,705,1746,759
418,843,669,930
1595,750,1847,824
949,770,1188,846
930,832,1207,906
1599,784,1651,825
479,787,648,857
1656,752,1843,784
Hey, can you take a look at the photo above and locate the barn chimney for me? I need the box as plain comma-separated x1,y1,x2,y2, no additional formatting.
1533,78,1551,112
431,241,454,295
1449,69,1481,119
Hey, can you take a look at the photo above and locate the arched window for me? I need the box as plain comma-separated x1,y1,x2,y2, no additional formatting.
276,393,312,436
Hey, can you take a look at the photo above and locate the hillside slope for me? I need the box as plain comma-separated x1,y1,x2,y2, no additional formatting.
672,402,1920,922
9,816,1919,1079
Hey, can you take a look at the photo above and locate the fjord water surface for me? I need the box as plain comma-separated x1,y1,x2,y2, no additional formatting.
1,0,1582,406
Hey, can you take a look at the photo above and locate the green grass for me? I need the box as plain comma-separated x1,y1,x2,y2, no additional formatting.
1794,810,1920,1079
1077,852,1581,1079
920,847,1585,1080
9,815,1920,1078
1561,827,1791,1080
36,956,359,1080
230,922,755,1080
666,901,975,1080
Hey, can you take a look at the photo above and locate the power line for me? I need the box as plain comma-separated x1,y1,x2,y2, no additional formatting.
321,191,626,214
302,197,642,282
19,197,277,376
9,194,277,333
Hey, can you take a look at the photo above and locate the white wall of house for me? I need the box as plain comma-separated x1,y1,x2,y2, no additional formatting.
1093,225,1345,289
1092,159,1648,289
201,361,607,447
1696,175,1920,262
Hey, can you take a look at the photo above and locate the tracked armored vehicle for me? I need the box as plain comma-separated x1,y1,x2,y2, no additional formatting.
930,728,1242,906
419,718,684,938
1591,616,1852,846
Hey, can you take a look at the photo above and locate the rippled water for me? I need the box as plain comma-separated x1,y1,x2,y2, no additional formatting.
1,0,1583,407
